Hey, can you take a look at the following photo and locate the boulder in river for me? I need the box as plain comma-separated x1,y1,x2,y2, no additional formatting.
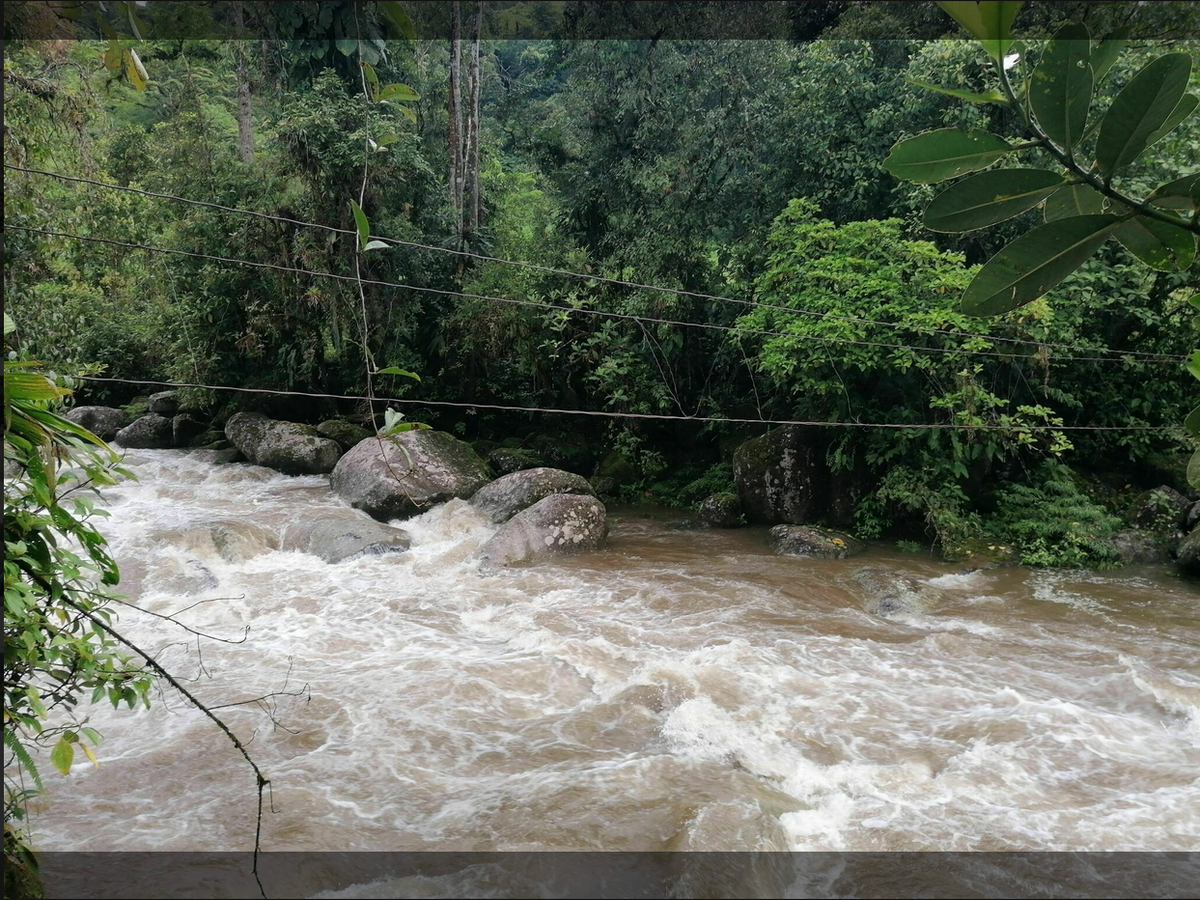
149,390,179,416
331,429,492,521
282,515,410,563
770,524,864,559
479,493,608,567
317,419,371,451
471,467,595,523
1129,485,1190,530
733,426,824,524
487,447,546,476
696,492,743,528
64,405,129,441
225,412,342,475
1111,529,1169,565
172,413,207,447
114,413,174,449
1174,528,1200,575
159,518,279,564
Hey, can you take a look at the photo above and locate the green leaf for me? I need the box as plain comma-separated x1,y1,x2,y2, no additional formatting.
1096,53,1192,179
1089,26,1131,84
26,687,48,719
1147,173,1200,210
376,367,421,381
376,131,400,147
1144,93,1198,152
1044,184,1104,221
1190,294,1200,310
1189,448,1200,490
924,169,1065,232
379,0,417,40
905,78,1008,105
123,48,148,92
936,1,1023,59
363,240,390,251
1188,351,1200,383
349,199,369,250
4,312,15,335
1185,405,1200,437
335,38,359,57
50,735,75,775
1029,23,1092,151
379,83,419,102
882,128,1013,184
1113,214,1196,272
961,214,1121,316
80,726,102,746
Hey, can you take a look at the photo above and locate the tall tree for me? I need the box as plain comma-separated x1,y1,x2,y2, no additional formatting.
233,1,254,163
466,0,484,240
448,0,464,243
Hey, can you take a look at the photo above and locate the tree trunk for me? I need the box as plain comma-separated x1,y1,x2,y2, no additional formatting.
234,1,253,163
466,1,484,240
448,2,464,244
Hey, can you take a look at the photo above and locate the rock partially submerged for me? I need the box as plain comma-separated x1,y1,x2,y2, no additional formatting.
331,429,492,521
1111,529,1169,565
114,413,174,449
471,467,595,523
225,412,341,475
479,493,608,567
65,406,129,441
697,492,742,528
733,426,823,524
770,524,864,559
282,515,410,563
158,519,279,563
1175,528,1200,575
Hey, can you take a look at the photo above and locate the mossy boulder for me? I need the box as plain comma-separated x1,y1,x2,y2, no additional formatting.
114,413,174,449
331,429,493,521
487,447,546,476
479,493,608,567
1175,528,1200,575
697,492,743,528
1111,529,1169,565
733,426,825,524
471,467,595,523
225,412,342,475
770,524,864,559
316,419,371,451
64,405,128,441
148,390,179,416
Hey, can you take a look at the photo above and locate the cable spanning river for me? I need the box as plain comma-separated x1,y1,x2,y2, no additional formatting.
29,450,1200,897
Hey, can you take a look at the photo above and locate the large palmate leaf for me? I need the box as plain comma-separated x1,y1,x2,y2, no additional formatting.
1096,53,1192,179
1113,214,1196,272
1043,184,1103,221
924,168,1065,232
882,128,1013,184
1029,24,1092,151
961,214,1121,316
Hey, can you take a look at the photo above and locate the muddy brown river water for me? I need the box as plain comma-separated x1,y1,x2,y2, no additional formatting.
24,450,1200,897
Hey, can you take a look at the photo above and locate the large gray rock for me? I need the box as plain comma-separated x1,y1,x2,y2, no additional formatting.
158,519,279,563
331,429,493,521
316,419,371,451
479,494,608,567
225,412,341,475
172,414,207,447
282,515,410,563
697,492,743,528
770,524,865,559
1111,529,1168,565
64,406,128,441
733,426,824,524
487,447,546,476
1130,485,1190,530
471,467,595,523
114,414,174,449
149,390,179,416
1174,528,1200,575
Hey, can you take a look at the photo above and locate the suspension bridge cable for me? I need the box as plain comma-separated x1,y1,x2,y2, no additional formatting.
71,375,1172,432
3,223,1173,365
5,163,1186,363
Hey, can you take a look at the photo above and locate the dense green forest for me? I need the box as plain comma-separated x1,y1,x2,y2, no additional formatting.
5,0,1198,566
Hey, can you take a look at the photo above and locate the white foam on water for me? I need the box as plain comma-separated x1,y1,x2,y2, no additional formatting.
21,450,1200,860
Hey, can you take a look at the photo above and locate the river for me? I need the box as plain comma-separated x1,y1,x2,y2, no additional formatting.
27,449,1200,897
